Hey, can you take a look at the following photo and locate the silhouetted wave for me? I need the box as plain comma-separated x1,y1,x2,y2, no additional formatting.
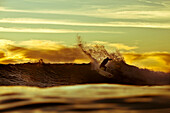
0,63,169,87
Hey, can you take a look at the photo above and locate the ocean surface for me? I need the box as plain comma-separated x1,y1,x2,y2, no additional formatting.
0,84,170,113
0,62,169,113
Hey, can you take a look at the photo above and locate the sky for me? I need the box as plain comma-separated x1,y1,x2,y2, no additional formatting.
0,0,170,72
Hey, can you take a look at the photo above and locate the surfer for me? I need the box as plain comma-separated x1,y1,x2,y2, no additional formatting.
100,57,112,71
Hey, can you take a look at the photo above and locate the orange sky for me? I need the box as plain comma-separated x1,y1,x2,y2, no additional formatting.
0,39,169,73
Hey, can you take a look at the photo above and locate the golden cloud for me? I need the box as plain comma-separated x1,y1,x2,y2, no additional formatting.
109,43,138,50
19,40,65,50
0,51,5,58
92,41,138,51
0,39,89,64
6,44,89,63
0,59,19,64
0,39,169,73
123,52,170,73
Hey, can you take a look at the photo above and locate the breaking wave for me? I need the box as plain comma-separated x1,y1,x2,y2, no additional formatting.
77,36,170,85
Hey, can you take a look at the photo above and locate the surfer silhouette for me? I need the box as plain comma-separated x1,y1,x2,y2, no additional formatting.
100,57,112,71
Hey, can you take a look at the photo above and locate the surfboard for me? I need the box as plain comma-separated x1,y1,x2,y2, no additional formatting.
96,66,114,78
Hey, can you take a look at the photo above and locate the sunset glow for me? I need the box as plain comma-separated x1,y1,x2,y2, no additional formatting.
0,0,169,72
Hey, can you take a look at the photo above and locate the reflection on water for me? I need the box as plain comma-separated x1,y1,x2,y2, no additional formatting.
0,84,170,113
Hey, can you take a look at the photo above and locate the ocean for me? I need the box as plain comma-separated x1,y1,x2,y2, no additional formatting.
0,84,170,113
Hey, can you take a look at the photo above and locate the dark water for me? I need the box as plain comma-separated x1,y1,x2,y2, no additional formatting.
0,63,169,113
0,63,169,87
0,84,170,113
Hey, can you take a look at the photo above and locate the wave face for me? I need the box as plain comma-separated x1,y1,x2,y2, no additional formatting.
77,36,170,85
0,63,116,87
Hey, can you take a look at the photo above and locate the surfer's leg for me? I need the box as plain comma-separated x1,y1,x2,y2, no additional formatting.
104,66,107,71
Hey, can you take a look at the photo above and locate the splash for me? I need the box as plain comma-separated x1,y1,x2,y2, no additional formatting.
77,36,170,85
77,36,127,78
77,36,124,64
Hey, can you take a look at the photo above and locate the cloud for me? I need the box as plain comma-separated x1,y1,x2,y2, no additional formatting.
0,27,118,33
0,39,90,64
108,21,170,29
0,39,169,73
0,51,5,58
92,41,138,51
0,39,15,48
0,59,19,64
6,45,89,63
1,18,170,29
138,0,169,7
19,40,65,50
123,52,170,72
109,43,138,50
1,5,170,20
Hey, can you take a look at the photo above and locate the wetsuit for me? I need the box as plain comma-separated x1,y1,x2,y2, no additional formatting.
100,58,112,71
